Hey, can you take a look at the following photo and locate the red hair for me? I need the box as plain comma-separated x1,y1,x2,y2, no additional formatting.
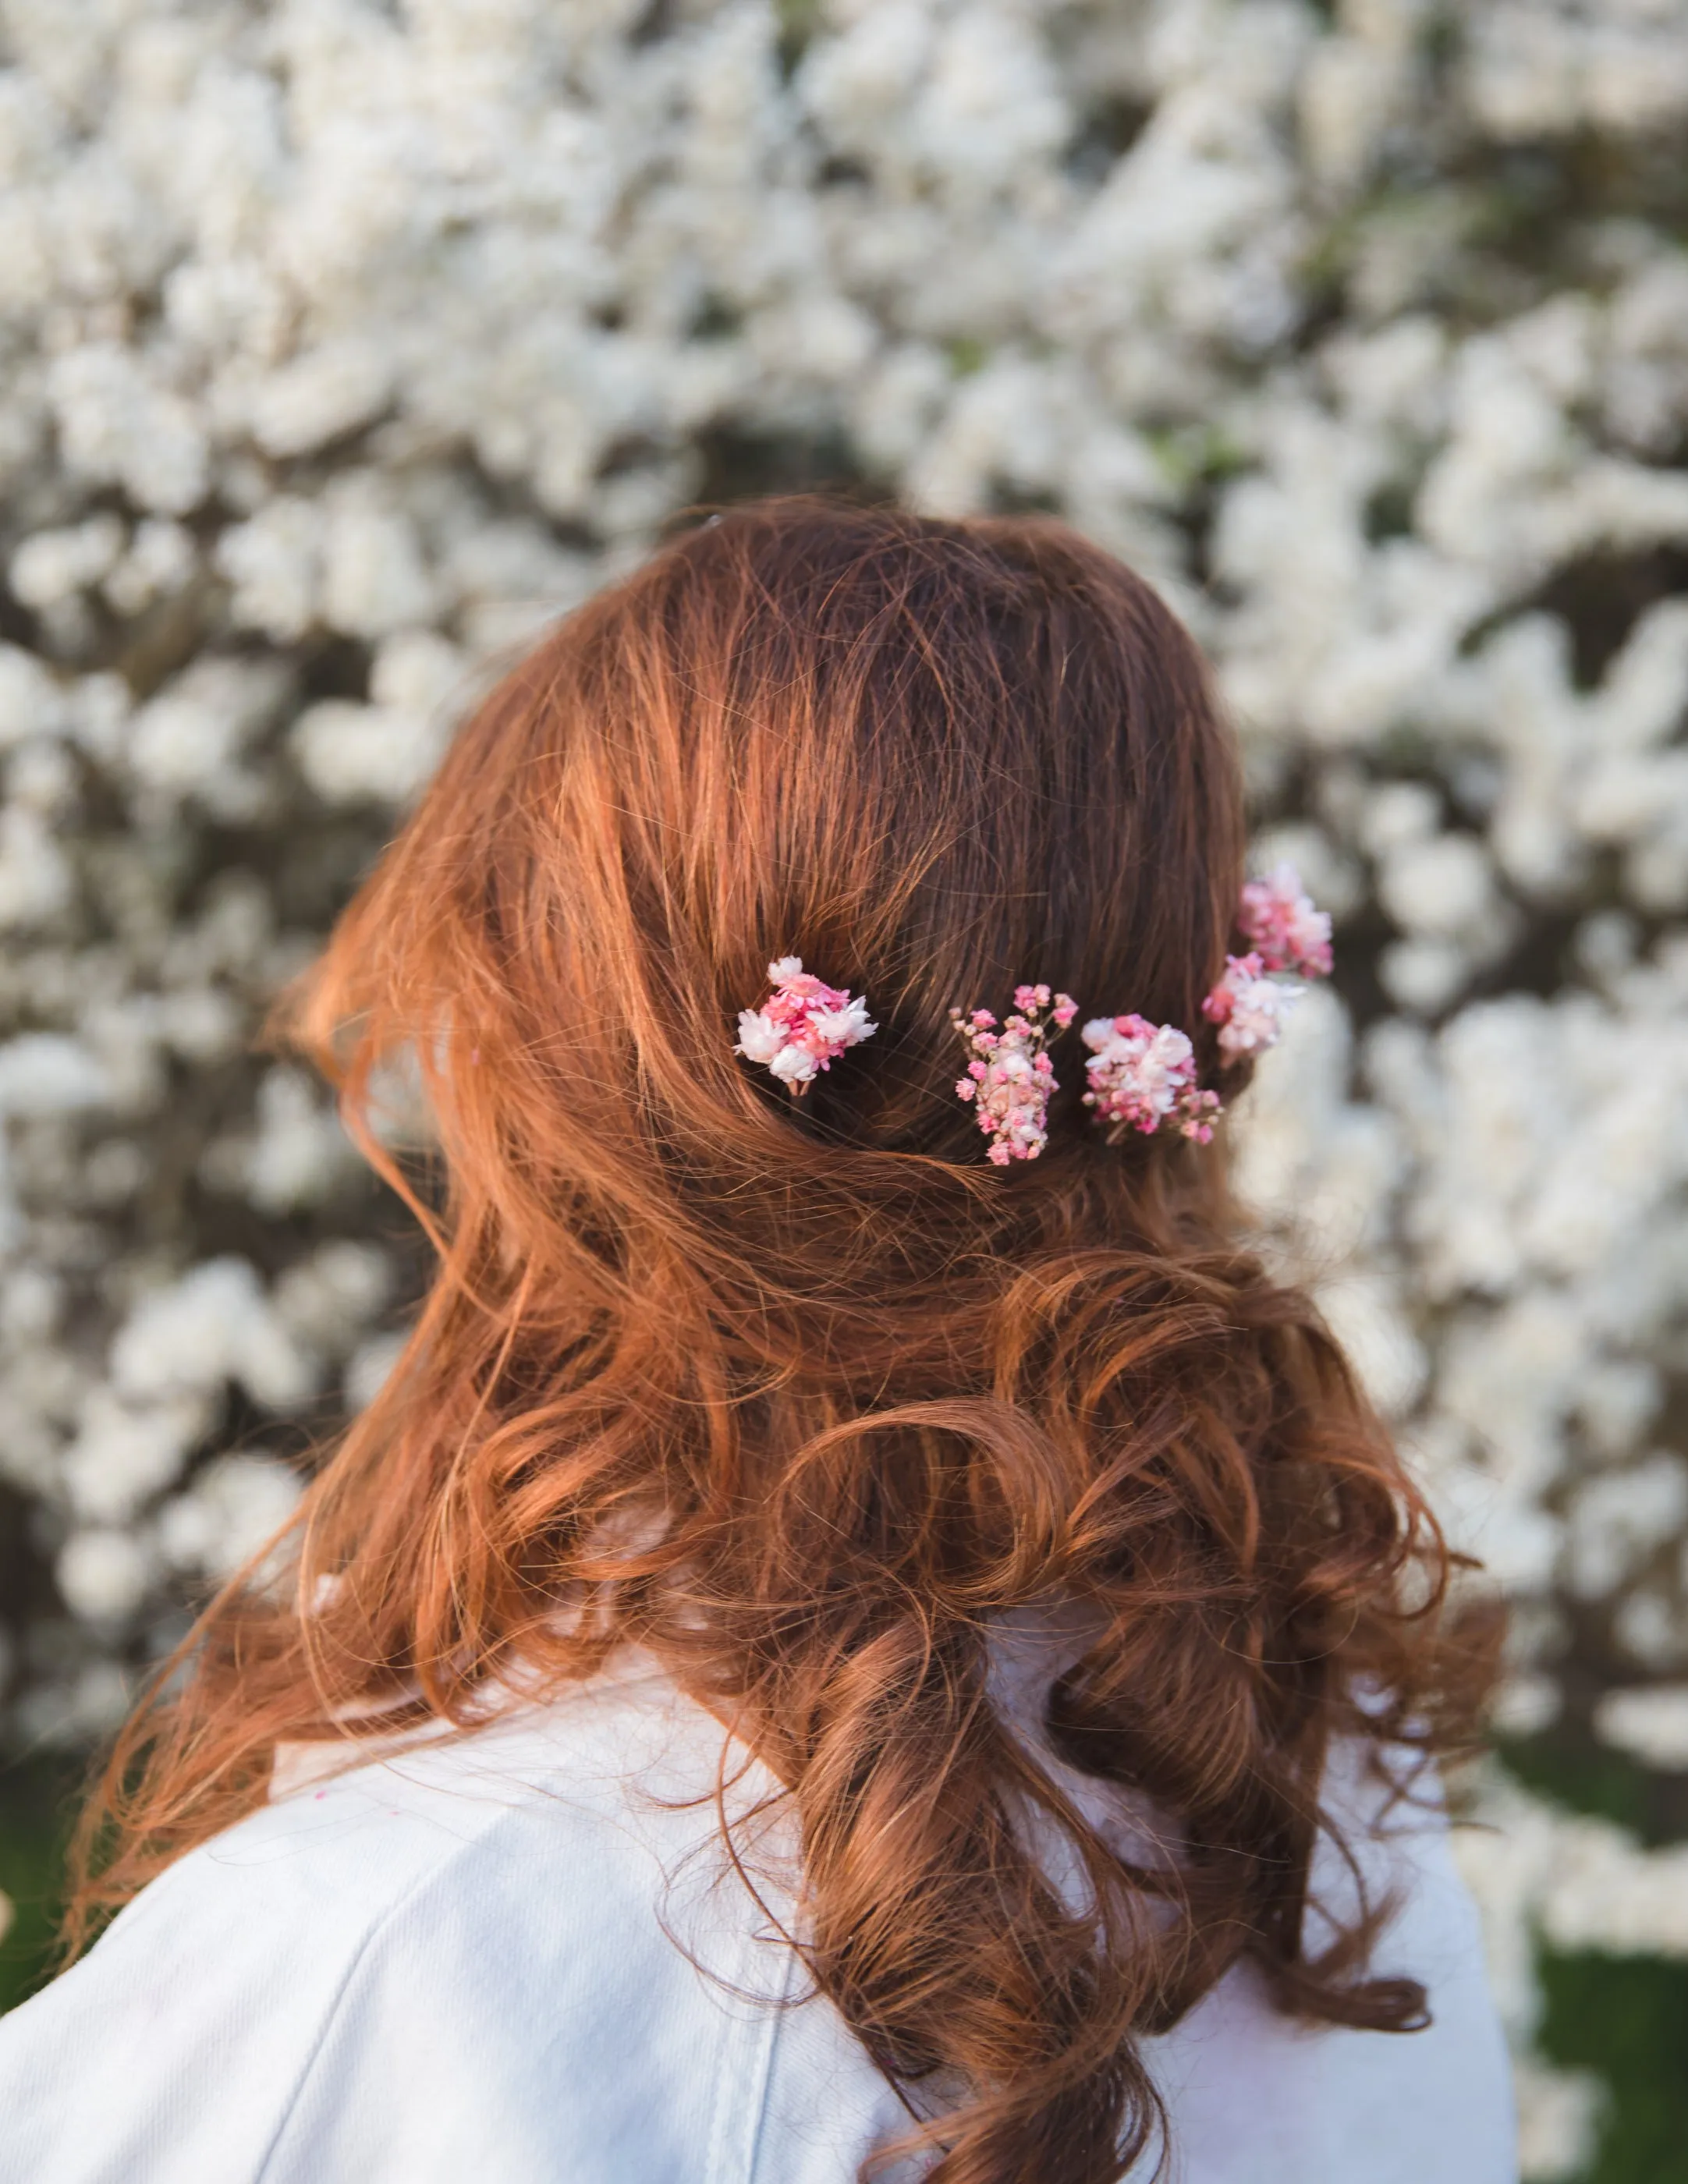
70,502,1488,2182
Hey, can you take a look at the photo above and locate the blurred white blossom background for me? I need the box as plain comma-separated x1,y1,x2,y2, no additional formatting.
2,0,1687,2171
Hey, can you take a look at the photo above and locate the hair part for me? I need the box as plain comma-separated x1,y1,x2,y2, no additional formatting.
68,500,1493,2184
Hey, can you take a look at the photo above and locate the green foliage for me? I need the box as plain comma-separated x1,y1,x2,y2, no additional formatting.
1539,1950,1688,2184
0,1759,74,2016
1500,1736,1654,1840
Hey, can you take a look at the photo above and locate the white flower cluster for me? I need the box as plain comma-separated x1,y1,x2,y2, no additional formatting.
1,0,1686,2154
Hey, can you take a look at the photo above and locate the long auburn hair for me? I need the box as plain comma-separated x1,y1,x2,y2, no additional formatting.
70,501,1487,2182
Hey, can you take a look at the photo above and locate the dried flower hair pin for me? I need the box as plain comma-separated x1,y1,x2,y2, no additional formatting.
950,985,1077,1164
1080,1016,1220,1143
1201,863,1333,1061
1236,863,1335,979
736,956,877,1090
1083,865,1332,1146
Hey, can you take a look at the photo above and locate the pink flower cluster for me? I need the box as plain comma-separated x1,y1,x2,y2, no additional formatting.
1201,864,1333,1062
1080,1014,1222,1143
735,956,877,1090
1201,952,1303,1058
1236,863,1333,978
950,984,1077,1165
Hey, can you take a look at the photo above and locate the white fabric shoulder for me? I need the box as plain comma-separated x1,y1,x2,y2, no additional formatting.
0,1659,910,2184
1140,1733,1517,2184
0,1652,1515,2184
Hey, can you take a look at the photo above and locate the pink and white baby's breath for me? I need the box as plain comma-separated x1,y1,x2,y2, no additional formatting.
1200,952,1305,1058
950,985,1076,1165
1236,863,1333,979
1193,870,1334,1067
735,956,876,1090
1080,1014,1221,1142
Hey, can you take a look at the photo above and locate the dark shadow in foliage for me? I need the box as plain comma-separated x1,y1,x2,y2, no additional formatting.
1502,1668,1688,1850
692,423,885,512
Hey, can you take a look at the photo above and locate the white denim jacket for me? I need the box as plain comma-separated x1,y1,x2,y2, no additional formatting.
0,1646,1515,2183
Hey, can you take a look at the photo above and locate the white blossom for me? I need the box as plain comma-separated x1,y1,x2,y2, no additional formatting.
156,1452,303,1582
1512,2058,1604,2184
345,1328,407,1415
61,1391,209,1526
55,1526,155,1623
1594,1685,1688,1772
109,1258,317,1413
0,806,73,928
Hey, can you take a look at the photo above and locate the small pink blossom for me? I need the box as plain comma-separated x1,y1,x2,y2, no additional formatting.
736,956,876,1092
949,988,1076,1164
1201,952,1304,1058
1080,1014,1222,1142
1236,864,1333,979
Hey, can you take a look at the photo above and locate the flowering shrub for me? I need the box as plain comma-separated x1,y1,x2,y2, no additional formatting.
1,0,1686,2163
